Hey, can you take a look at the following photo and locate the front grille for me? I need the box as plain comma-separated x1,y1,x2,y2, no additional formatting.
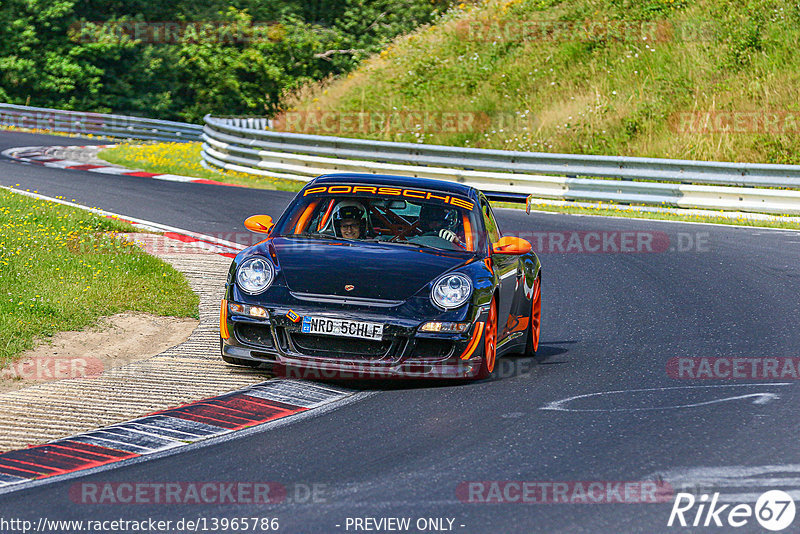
235,323,274,349
289,332,392,359
412,339,455,361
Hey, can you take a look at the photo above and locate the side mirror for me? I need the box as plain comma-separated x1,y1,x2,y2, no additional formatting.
492,236,532,255
244,215,274,234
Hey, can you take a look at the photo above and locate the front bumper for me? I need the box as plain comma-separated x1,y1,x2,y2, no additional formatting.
221,302,487,379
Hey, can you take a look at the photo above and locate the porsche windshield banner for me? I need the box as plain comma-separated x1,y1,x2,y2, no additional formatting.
302,185,476,211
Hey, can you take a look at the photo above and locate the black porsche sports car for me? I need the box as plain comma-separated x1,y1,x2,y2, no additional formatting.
220,173,541,379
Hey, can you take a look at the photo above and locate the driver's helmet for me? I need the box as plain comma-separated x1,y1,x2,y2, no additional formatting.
418,204,457,232
332,200,367,237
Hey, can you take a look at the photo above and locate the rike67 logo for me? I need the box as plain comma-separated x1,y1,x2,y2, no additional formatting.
668,490,796,531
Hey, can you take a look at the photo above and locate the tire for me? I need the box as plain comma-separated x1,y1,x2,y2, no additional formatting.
476,297,498,379
524,274,542,356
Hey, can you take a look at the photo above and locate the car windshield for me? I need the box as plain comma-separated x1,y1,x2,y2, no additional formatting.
273,187,483,253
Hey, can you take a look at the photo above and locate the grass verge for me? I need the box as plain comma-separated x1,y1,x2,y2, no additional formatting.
0,189,199,366
285,0,800,164
493,200,800,230
98,142,305,192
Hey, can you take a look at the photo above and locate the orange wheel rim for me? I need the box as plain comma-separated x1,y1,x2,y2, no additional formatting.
485,299,497,372
531,277,541,352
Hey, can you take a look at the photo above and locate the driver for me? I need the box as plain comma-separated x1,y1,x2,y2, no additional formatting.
332,201,366,239
418,204,462,245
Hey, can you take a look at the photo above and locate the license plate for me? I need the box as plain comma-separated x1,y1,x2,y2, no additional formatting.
301,316,383,341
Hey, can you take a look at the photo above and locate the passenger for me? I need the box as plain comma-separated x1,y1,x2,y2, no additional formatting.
333,201,366,239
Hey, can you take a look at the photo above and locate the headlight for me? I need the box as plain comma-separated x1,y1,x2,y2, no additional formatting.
236,256,275,295
229,302,268,318
431,273,472,310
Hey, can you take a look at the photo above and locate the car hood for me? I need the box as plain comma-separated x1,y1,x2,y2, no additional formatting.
271,237,471,301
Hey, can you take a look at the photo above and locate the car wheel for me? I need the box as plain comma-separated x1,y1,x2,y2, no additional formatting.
476,297,498,379
524,274,541,356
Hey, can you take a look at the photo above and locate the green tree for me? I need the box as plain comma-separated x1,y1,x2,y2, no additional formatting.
0,0,451,120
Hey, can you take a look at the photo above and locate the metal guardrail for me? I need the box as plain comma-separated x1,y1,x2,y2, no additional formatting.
2,102,797,214
0,103,203,143
202,115,800,215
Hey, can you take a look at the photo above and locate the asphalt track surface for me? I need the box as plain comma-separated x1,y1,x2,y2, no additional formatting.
2,130,800,533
